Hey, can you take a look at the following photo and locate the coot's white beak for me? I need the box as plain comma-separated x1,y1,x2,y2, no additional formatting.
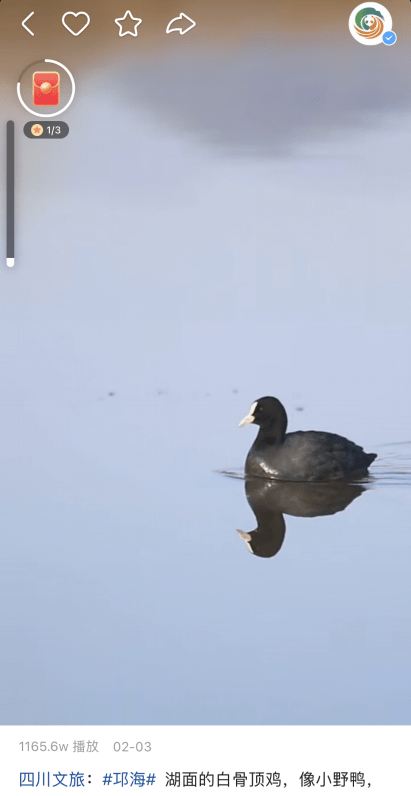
236,529,252,541
238,401,257,427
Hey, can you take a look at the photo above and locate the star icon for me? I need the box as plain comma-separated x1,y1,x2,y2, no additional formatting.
115,10,142,37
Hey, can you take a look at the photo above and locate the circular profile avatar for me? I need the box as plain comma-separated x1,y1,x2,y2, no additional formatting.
349,3,392,45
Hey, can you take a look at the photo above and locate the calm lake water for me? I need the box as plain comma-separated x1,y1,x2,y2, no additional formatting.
1,35,411,724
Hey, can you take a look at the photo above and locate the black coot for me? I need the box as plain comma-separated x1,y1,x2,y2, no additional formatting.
239,396,376,482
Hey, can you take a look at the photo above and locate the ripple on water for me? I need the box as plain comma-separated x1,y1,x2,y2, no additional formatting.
370,441,411,487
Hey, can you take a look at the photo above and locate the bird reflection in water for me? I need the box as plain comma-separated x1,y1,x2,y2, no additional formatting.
237,478,365,558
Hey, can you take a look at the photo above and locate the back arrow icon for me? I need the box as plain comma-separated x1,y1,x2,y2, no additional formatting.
166,13,196,35
22,12,35,36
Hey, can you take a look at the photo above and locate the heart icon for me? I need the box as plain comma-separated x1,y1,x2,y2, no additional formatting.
62,11,90,36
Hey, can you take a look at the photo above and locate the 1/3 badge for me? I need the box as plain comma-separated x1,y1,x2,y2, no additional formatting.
24,121,69,139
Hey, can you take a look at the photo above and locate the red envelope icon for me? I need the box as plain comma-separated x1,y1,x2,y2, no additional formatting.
33,72,60,106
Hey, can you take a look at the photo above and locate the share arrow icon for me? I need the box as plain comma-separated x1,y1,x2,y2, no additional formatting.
166,13,196,35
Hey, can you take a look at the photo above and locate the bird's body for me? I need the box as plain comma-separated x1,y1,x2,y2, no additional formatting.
239,397,376,483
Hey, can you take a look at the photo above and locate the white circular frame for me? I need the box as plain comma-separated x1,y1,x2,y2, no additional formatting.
17,59,75,118
348,3,392,46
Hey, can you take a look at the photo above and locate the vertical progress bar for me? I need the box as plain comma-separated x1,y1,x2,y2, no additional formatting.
6,121,15,267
